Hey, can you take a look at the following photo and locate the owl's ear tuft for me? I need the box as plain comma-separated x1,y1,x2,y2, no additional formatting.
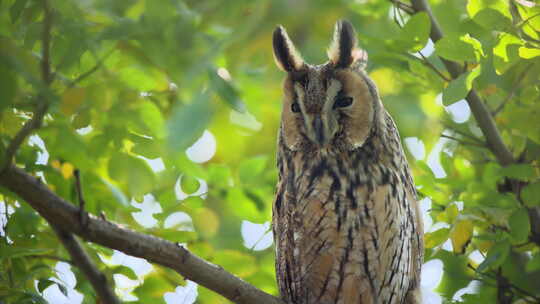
328,20,366,69
273,26,304,72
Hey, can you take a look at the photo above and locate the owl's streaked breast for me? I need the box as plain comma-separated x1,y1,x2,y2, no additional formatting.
274,125,417,304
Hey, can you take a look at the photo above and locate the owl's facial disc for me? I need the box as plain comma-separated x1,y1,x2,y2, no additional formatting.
293,78,343,147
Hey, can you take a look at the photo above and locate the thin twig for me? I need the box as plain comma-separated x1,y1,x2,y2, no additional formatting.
440,134,486,147
68,48,115,88
51,224,120,304
467,264,540,302
493,63,534,116
391,2,451,82
73,169,89,228
41,0,53,86
28,254,73,264
442,122,485,144
406,52,451,82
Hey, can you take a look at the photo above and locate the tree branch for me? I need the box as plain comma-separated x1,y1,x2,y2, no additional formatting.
50,224,120,304
0,166,284,304
1,0,53,172
408,0,515,166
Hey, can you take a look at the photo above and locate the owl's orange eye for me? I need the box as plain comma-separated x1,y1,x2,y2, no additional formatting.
334,96,353,108
291,102,301,113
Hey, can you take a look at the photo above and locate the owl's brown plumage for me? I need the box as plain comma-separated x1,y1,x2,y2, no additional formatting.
272,20,423,304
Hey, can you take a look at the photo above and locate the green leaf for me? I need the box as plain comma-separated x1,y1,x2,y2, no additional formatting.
167,92,213,152
499,164,535,180
450,219,473,254
180,175,200,195
518,47,540,59
207,164,233,189
213,250,257,277
238,156,267,184
477,240,510,272
522,182,540,207
57,283,68,297
425,228,450,248
226,188,262,221
100,177,130,207
442,66,481,105
108,152,155,197
526,253,540,272
470,8,512,31
37,279,56,293
467,0,512,30
138,102,165,138
9,0,29,23
396,12,431,52
493,34,522,74
192,208,219,238
0,62,17,112
111,265,138,280
208,68,246,113
508,208,530,243
435,34,483,62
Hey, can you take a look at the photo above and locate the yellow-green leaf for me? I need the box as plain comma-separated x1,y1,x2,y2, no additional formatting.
518,47,540,59
425,228,450,248
450,220,473,254
61,87,86,116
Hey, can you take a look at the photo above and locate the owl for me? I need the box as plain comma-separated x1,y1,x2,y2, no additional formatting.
272,20,423,304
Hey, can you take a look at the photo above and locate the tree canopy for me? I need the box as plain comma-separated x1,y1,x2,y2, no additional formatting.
1,0,539,303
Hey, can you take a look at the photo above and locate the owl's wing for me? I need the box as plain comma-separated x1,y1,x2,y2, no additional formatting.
369,167,422,302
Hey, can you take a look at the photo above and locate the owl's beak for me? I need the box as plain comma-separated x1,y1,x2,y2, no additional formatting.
309,116,330,146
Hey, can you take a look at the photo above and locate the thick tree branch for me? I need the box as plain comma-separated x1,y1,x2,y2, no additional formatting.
50,224,120,304
408,0,515,166
0,166,284,304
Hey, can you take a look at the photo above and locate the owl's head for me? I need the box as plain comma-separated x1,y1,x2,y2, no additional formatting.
273,20,382,152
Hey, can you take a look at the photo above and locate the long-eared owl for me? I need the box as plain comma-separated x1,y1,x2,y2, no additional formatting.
272,20,424,304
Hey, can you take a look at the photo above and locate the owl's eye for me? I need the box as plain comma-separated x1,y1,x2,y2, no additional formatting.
334,96,353,108
291,102,301,113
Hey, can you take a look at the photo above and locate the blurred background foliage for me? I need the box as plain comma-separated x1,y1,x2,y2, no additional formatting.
1,0,540,303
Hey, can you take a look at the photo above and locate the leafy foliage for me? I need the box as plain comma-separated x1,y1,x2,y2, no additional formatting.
1,0,539,303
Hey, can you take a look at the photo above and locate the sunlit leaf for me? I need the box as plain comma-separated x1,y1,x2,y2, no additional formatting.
108,152,155,197
442,66,481,105
518,47,540,59
181,175,200,195
238,156,267,184
425,228,450,248
435,34,484,62
396,12,431,52
450,219,473,254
